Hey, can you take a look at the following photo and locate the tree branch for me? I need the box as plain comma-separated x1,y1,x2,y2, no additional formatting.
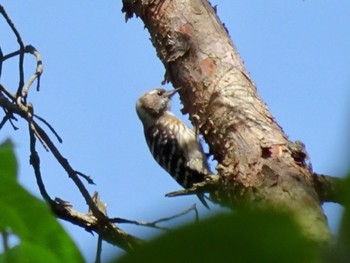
313,173,343,204
52,198,144,250
121,0,333,242
110,204,199,229
1,3,144,249
0,4,25,98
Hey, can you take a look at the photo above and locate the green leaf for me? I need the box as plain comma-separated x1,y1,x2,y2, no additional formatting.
115,209,322,263
0,140,84,263
0,139,17,181
334,171,350,262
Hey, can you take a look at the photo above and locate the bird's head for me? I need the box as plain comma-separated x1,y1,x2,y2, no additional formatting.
136,88,180,127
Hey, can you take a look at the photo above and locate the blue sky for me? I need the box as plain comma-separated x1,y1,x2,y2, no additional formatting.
0,1,349,262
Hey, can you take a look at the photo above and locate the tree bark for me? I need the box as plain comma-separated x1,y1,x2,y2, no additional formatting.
122,0,331,242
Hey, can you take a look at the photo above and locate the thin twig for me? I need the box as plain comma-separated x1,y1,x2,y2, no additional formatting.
110,204,197,230
0,49,21,63
34,114,62,143
0,46,43,94
166,175,219,198
0,83,16,101
1,230,9,252
151,204,197,225
16,46,43,125
0,47,3,78
95,235,103,263
0,85,18,129
22,45,43,95
0,108,18,130
76,171,95,185
28,124,54,204
0,88,142,251
0,91,18,130
1,6,93,213
0,6,144,251
26,105,49,151
31,119,106,218
0,5,26,98
52,197,144,249
313,173,343,204
112,217,170,231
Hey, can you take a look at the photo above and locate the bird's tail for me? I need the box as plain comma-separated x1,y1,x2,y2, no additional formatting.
196,194,210,209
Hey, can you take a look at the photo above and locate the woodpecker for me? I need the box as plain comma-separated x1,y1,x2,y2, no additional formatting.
136,88,210,208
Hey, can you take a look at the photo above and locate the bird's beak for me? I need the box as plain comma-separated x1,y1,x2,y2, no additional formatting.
164,87,182,98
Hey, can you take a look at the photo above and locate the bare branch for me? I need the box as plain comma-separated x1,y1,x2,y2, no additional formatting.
0,4,25,97
121,0,334,242
110,204,198,230
0,87,143,251
29,125,55,204
95,235,103,263
52,198,144,250
166,175,219,197
76,171,95,185
21,45,43,95
313,173,343,204
0,47,3,78
33,113,63,143
0,45,43,95
1,230,9,252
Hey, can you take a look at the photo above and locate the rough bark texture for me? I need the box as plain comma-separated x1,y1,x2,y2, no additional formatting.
122,0,331,242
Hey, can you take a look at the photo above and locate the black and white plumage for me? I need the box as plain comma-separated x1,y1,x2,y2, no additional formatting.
136,88,210,208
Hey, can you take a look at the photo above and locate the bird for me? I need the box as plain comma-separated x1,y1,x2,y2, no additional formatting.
136,88,211,208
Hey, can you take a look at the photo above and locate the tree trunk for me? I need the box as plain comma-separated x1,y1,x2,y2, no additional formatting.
122,0,331,242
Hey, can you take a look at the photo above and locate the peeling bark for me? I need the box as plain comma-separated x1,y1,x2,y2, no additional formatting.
122,0,331,242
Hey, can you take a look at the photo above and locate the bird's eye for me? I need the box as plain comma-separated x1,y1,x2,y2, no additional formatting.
157,90,164,96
